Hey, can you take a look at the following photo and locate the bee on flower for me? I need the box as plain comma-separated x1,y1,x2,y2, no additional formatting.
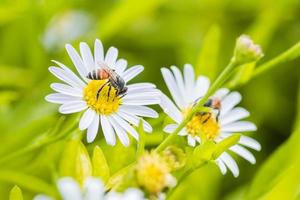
45,39,160,146
159,64,261,177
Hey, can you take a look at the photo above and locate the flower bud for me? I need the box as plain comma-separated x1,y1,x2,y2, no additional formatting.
135,151,176,194
233,35,264,65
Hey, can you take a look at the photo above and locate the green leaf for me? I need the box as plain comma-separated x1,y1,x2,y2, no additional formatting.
212,134,241,159
0,170,56,196
59,139,92,185
192,141,215,167
195,25,221,80
9,186,23,200
92,146,110,183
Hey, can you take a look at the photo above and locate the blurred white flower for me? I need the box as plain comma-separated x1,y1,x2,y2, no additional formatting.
159,64,261,177
42,11,93,51
34,177,145,200
46,39,160,145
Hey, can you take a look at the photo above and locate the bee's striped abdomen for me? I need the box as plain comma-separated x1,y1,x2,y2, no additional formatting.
87,69,100,80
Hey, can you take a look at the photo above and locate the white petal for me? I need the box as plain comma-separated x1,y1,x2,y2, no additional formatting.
94,39,104,66
50,83,83,97
119,105,158,118
123,65,144,82
161,67,185,108
229,144,256,164
87,114,99,143
65,44,88,81
183,64,195,102
213,88,229,99
52,60,86,88
124,89,161,100
220,92,242,116
33,195,53,200
220,107,250,126
239,135,261,151
45,93,80,104
108,116,130,146
163,124,178,133
216,159,227,175
187,135,196,147
105,47,118,67
80,42,95,72
115,58,127,74
49,66,83,88
117,111,152,133
170,66,186,103
57,177,82,200
123,188,144,200
219,152,239,177
59,101,87,114
193,76,210,101
159,93,183,123
111,114,139,140
221,121,257,132
122,96,160,105
79,108,96,130
100,115,116,146
127,83,156,93
84,177,104,200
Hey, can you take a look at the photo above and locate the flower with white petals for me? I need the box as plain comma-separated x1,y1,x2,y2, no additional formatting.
159,64,261,177
34,177,145,200
46,39,160,145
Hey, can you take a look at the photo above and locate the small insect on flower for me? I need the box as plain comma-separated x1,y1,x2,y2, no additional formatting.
45,39,160,145
86,63,128,100
159,64,261,177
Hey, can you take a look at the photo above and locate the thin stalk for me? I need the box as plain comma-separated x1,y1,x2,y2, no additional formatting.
253,41,300,78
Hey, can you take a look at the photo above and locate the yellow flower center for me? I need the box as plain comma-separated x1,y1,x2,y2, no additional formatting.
185,108,220,140
136,152,170,194
83,80,121,115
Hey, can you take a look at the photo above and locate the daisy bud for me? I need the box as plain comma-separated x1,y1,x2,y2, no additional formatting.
161,146,186,171
233,35,264,65
136,151,176,194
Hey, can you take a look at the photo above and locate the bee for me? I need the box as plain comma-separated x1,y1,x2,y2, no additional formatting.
194,97,222,124
86,64,128,100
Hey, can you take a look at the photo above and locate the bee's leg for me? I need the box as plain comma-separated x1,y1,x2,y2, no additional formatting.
119,93,127,99
107,84,112,101
96,81,109,100
202,113,211,124
216,109,220,122
113,89,119,101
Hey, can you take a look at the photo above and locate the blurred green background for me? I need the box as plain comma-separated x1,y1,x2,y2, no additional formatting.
0,0,300,199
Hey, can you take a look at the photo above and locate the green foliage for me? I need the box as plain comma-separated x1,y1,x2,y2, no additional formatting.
0,0,299,199
92,146,110,183
9,186,23,200
59,139,92,185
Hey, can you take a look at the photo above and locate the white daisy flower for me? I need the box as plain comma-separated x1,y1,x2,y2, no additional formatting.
45,39,160,145
159,64,261,177
34,177,145,200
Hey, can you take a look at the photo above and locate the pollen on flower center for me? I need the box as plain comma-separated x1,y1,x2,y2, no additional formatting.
83,80,121,115
186,112,220,140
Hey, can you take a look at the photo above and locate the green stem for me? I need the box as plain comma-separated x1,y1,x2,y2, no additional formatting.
155,61,238,152
253,41,300,78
